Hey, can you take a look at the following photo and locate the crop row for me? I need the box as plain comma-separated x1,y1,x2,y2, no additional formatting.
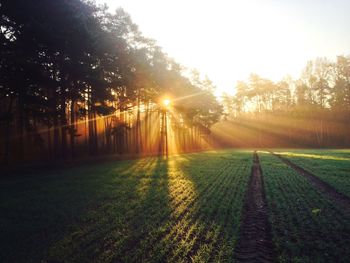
46,151,252,262
259,152,350,263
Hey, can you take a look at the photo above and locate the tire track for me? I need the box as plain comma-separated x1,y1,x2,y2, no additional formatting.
234,151,275,263
271,151,350,213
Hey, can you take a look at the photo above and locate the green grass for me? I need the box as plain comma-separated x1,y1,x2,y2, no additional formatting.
273,149,350,196
0,150,252,263
260,152,350,263
2,149,350,262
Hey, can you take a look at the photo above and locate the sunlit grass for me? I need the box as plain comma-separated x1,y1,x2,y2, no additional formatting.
273,149,350,197
166,155,196,214
0,149,251,262
2,149,350,262
274,151,350,161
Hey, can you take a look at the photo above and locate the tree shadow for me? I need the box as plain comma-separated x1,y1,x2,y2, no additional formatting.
1,151,252,263
160,151,252,262
45,156,173,262
131,151,252,262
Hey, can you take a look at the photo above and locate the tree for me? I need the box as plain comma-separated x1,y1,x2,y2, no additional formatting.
0,0,223,164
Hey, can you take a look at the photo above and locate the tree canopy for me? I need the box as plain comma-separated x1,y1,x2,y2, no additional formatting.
0,0,222,163
218,56,350,148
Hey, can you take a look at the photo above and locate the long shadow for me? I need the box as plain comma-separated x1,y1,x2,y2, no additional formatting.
62,156,173,263
190,151,252,262
139,150,253,262
1,151,252,262
0,156,168,262
112,156,172,262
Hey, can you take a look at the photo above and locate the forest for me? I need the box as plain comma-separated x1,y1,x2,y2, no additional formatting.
0,0,222,164
216,56,350,148
1,0,350,166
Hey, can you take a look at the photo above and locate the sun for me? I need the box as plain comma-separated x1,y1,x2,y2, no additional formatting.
163,98,171,107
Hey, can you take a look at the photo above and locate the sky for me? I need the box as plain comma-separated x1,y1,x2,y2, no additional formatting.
96,0,350,95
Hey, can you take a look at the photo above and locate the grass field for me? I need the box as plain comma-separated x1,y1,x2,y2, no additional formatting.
273,149,350,196
260,152,350,262
1,149,350,262
0,150,252,262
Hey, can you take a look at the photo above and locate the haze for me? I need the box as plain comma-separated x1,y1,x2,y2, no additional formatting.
97,0,350,95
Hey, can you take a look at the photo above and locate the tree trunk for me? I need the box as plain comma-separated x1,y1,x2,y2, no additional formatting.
3,97,13,164
60,92,67,159
70,100,75,159
47,125,52,159
18,88,24,161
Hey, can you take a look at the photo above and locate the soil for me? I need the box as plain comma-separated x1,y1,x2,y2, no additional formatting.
234,152,275,263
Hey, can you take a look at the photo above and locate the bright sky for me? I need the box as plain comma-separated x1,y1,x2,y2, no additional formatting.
96,0,350,95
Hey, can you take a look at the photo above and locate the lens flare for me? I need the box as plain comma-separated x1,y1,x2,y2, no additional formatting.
163,99,170,107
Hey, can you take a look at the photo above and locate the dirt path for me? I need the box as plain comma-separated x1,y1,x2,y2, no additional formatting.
234,152,275,263
271,151,350,213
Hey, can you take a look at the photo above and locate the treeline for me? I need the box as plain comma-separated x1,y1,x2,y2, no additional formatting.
218,56,350,147
0,0,222,164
